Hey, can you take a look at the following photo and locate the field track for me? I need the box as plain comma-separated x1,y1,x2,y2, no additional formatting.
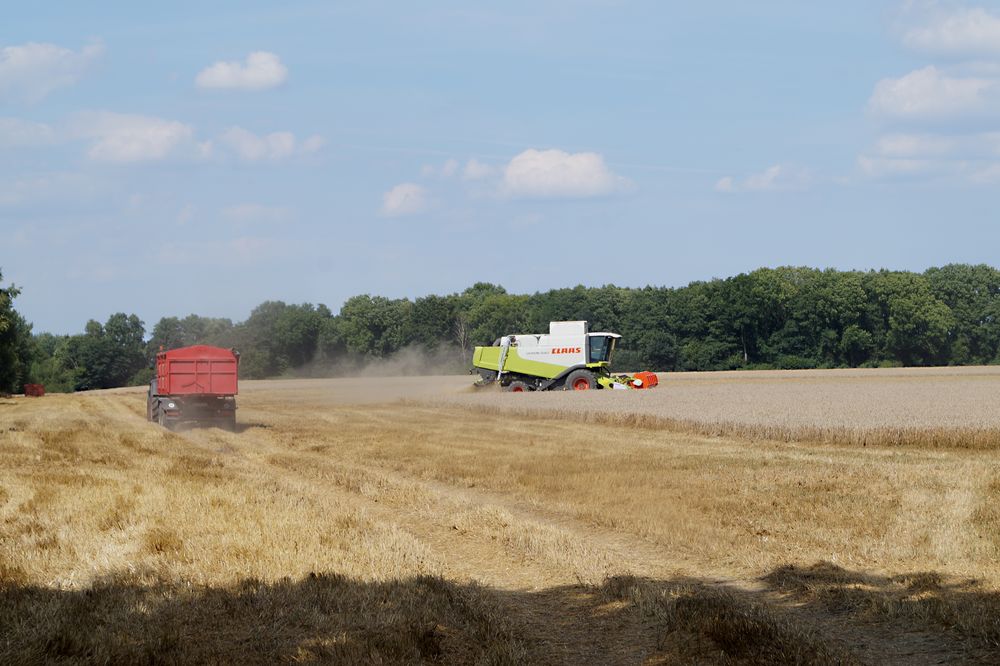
2,370,1000,663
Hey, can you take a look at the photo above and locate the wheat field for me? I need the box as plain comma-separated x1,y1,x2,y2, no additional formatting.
2,369,1000,663
437,366,1000,448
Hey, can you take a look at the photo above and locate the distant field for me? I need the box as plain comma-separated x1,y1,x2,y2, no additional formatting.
2,369,1000,663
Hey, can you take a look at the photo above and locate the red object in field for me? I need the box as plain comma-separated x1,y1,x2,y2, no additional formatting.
156,345,239,396
24,384,45,397
632,371,658,389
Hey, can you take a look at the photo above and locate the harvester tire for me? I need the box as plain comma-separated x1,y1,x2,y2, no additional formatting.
505,380,530,393
564,369,595,391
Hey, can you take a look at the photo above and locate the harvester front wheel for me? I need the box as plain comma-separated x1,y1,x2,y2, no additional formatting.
505,380,530,393
565,369,595,391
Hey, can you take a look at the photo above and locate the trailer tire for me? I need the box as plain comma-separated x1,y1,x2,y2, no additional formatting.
157,408,175,432
505,380,530,393
564,369,595,391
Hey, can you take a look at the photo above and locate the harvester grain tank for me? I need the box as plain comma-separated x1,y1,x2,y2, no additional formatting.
147,345,240,430
471,321,658,391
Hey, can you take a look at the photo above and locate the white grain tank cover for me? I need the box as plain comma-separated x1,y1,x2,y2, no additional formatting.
549,321,588,336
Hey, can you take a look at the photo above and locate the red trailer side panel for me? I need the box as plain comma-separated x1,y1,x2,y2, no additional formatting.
156,345,239,396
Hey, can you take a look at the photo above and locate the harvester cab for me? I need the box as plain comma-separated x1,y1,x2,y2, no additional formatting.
471,321,658,392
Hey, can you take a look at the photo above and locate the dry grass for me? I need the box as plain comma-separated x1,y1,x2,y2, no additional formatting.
2,371,1000,662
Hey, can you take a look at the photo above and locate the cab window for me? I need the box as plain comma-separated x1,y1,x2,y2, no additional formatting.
588,336,611,363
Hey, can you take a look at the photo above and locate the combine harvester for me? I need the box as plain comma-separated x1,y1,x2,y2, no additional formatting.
471,321,658,391
147,345,240,431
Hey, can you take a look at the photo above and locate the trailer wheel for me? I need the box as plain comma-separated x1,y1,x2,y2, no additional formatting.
157,409,174,432
564,369,595,391
505,380,530,392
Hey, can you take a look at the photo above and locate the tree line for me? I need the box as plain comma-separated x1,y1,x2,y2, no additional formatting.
2,263,1000,393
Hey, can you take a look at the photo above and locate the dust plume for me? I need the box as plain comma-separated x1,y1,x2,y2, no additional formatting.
296,344,470,379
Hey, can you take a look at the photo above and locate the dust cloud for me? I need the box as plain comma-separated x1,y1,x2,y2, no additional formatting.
292,344,470,379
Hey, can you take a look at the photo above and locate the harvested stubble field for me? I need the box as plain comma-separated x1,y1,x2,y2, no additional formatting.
2,368,1000,664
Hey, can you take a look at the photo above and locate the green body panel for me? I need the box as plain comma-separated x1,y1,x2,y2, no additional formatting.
472,346,610,380
473,347,566,379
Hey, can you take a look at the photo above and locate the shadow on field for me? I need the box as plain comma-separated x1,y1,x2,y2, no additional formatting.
1,562,997,664
761,562,1000,656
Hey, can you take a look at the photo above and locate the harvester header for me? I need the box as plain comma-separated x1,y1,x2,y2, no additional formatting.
471,321,658,392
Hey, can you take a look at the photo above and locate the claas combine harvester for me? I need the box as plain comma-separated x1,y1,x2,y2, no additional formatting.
471,321,658,391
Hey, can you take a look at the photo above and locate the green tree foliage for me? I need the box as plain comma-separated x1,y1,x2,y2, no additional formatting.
925,264,1000,364
27,333,76,393
336,295,412,358
0,270,32,393
51,314,148,390
18,263,1000,390
146,315,235,358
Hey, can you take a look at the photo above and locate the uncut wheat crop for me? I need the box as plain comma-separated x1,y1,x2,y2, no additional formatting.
433,366,1000,448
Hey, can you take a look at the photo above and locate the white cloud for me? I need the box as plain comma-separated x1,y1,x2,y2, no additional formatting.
218,126,296,161
501,148,630,198
176,204,195,225
971,163,1000,182
873,132,958,157
0,41,102,102
857,131,1000,181
902,7,1000,55
222,203,291,223
859,6,1000,183
715,164,810,193
381,183,427,216
300,134,325,153
66,261,118,283
462,158,494,181
158,236,279,266
421,158,460,178
71,120,323,164
857,155,942,179
0,172,98,207
72,111,196,163
868,66,996,120
713,176,735,193
195,51,287,91
0,117,55,146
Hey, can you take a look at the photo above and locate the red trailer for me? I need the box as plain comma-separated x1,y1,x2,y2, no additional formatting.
147,345,239,431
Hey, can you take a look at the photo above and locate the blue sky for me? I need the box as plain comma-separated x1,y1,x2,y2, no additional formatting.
3,1,1000,334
